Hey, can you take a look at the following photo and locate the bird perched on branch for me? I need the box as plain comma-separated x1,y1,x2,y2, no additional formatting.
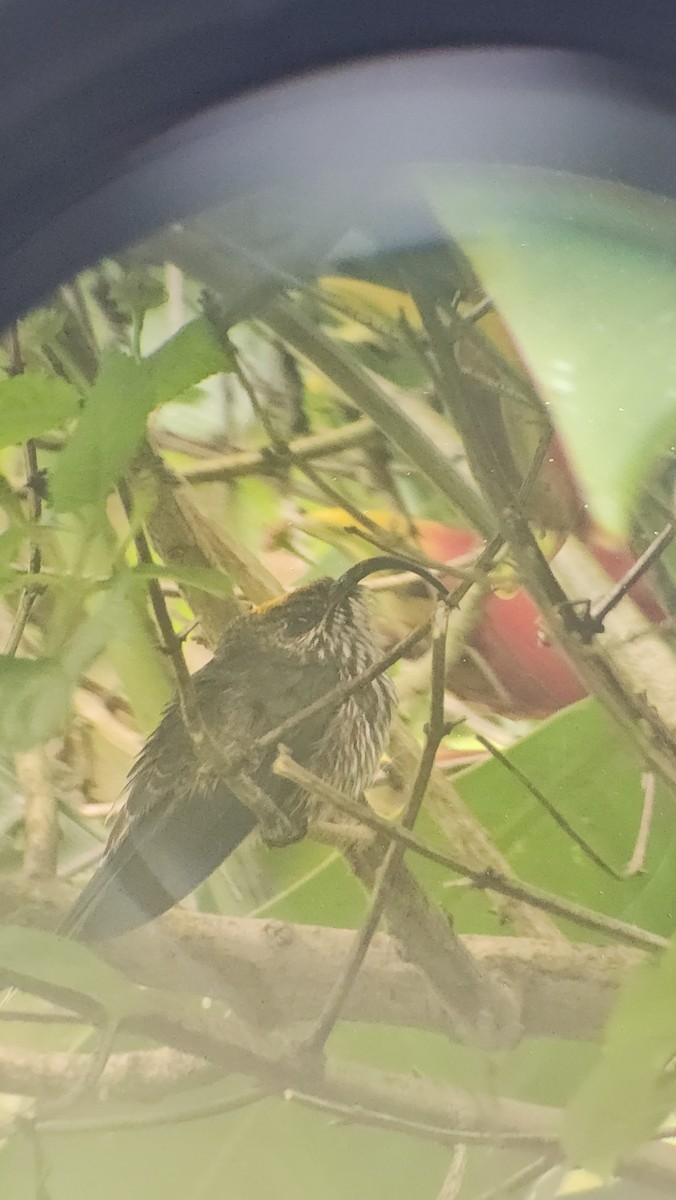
61,561,422,941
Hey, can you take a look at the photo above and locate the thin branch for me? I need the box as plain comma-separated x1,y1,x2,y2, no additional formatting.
31,1085,265,1136
589,519,676,627
435,1145,467,1200
0,1044,214,1104
265,297,495,537
117,477,206,745
626,772,655,877
181,416,378,482
273,751,667,953
474,734,624,879
305,599,452,1053
471,1157,558,1200
282,1086,556,1149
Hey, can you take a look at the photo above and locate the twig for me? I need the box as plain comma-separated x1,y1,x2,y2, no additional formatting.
216,321,286,452
474,735,624,879
31,1085,265,1136
626,772,655,876
272,752,667,953
304,599,452,1054
589,520,676,627
434,1145,467,1200
265,297,495,537
117,478,206,745
282,1086,553,1148
471,1156,557,1200
35,1019,120,1118
181,418,378,482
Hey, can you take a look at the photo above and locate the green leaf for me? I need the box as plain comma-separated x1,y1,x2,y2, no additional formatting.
449,699,676,938
0,925,151,1019
0,578,150,751
428,168,676,534
50,351,155,512
105,267,168,320
0,373,78,449
50,320,233,512
144,315,234,403
0,656,71,750
105,589,173,731
564,937,676,1176
130,561,234,599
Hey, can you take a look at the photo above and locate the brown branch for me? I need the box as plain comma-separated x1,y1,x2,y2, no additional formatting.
180,416,379,482
0,875,639,1043
273,752,666,954
304,600,454,1053
1,958,673,1192
0,1044,214,1103
589,519,676,626
131,440,247,643
117,477,210,750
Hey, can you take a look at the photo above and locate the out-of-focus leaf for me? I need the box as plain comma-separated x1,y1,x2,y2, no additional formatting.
143,315,234,404
0,578,148,750
428,168,676,534
130,561,234,599
50,351,154,512
319,276,422,332
0,926,151,1019
0,656,71,750
105,267,168,320
0,374,78,448
0,1075,452,1200
564,937,676,1176
105,589,173,732
51,320,234,511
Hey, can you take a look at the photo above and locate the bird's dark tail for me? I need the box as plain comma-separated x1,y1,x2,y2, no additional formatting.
60,785,257,941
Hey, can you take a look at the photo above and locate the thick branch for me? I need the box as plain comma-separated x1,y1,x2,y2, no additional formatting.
0,875,643,1043
0,1045,213,1103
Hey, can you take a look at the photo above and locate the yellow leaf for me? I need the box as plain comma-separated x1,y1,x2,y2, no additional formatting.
319,276,422,331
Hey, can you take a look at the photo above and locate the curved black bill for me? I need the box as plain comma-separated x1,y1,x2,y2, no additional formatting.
329,554,451,611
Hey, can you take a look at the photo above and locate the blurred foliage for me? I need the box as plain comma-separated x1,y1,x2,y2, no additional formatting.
0,169,676,1199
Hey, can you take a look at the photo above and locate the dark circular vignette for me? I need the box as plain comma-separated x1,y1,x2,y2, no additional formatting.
1,0,676,328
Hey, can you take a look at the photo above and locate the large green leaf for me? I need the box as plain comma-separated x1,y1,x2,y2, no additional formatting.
50,319,233,511
0,373,78,449
0,926,151,1019
143,315,234,404
429,168,676,534
0,656,71,751
564,936,676,1176
448,699,676,938
0,1080,451,1200
0,578,149,750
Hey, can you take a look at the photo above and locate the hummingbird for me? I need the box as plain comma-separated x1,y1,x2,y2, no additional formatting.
60,559,437,940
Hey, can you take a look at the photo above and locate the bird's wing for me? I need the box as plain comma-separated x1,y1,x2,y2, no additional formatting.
60,773,257,940
61,633,341,940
